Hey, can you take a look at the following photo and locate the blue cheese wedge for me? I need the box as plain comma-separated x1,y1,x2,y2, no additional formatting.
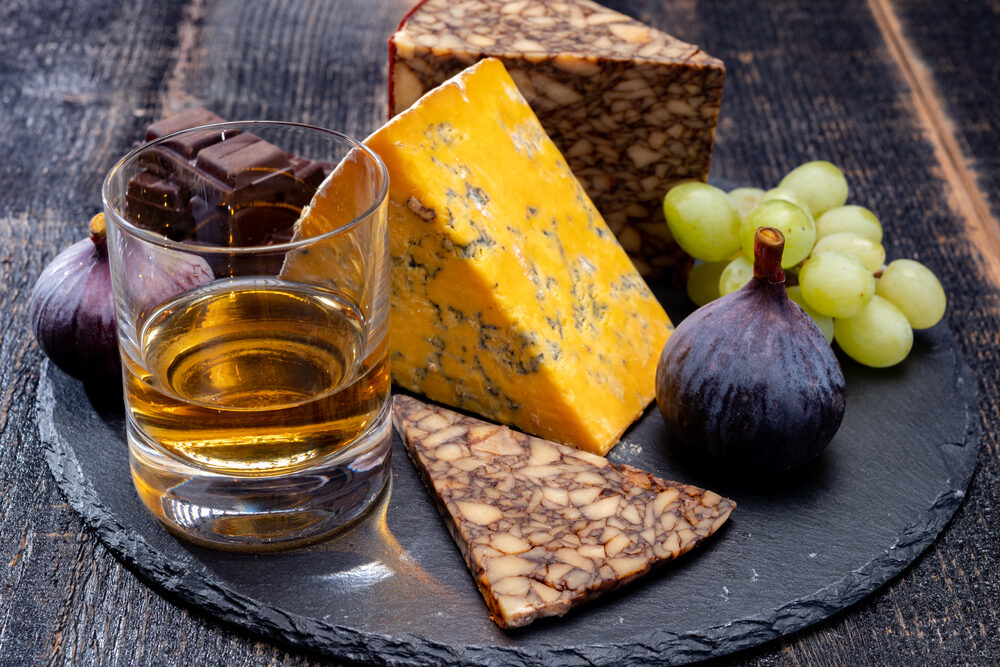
367,58,673,456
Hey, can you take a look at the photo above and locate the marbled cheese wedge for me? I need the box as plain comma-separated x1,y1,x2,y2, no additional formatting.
368,58,673,456
389,0,725,279
393,394,736,629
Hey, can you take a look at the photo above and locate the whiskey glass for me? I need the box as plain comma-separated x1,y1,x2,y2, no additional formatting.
102,121,390,549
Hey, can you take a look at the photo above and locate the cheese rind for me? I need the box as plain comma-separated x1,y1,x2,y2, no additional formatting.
367,58,672,455
389,0,725,279
393,395,736,628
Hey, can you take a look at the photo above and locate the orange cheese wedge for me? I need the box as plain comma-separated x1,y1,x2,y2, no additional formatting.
370,58,672,455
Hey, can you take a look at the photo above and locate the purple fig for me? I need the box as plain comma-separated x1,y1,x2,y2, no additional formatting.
30,214,120,383
655,227,846,472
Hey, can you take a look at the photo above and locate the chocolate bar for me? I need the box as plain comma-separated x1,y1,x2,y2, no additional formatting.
124,108,330,247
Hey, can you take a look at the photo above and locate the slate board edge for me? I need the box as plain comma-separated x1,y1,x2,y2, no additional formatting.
35,345,981,667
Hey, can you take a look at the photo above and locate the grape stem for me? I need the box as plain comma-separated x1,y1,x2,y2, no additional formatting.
753,227,785,284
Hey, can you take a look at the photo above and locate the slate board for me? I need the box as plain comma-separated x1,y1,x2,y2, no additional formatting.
36,294,980,666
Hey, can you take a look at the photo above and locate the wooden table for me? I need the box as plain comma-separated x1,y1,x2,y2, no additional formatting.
2,0,997,663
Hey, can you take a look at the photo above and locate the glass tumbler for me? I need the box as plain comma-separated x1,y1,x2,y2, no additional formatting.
102,121,390,550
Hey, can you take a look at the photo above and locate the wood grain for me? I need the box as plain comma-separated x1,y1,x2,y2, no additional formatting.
868,0,1000,285
0,0,997,665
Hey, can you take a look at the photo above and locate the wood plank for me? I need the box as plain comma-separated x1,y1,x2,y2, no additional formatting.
888,0,1000,224
869,0,1000,285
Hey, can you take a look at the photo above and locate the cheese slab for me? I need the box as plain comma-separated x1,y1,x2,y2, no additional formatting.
389,0,725,279
393,394,736,629
367,58,673,456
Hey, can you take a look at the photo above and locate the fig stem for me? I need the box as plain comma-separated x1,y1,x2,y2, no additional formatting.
89,213,108,257
753,227,785,284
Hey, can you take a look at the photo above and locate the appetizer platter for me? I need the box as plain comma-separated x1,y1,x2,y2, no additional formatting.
30,0,983,664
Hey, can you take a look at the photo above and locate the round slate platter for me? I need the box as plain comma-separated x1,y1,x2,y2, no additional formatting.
36,290,980,667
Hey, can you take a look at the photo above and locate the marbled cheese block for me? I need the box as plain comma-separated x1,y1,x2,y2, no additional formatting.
366,58,673,456
389,0,725,279
393,395,736,629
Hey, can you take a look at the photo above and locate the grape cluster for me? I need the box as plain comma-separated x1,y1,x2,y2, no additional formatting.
662,161,947,368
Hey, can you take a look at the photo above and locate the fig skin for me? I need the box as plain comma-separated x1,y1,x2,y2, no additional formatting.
30,214,215,384
29,214,120,383
655,228,846,472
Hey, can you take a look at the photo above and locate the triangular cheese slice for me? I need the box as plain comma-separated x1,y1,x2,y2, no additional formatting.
369,58,673,456
393,394,736,629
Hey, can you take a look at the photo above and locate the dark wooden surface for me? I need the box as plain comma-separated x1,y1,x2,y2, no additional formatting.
1,0,997,664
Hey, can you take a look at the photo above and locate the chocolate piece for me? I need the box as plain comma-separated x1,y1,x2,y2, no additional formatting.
389,0,725,280
145,106,231,158
124,171,194,239
288,155,326,187
190,204,295,247
287,155,330,198
195,133,289,189
392,395,736,629
284,156,329,208
193,132,260,171
145,106,227,140
126,170,187,210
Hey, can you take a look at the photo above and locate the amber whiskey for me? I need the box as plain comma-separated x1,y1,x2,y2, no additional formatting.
123,277,389,474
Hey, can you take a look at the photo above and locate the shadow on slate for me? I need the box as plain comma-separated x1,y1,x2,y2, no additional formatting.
36,287,980,666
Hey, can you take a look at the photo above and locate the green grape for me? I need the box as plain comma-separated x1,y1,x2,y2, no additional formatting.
718,254,754,296
739,200,815,268
663,182,741,261
686,260,728,306
876,259,947,329
815,205,883,242
798,251,875,317
760,186,813,217
834,295,914,367
787,285,834,343
812,232,886,272
778,160,849,217
727,187,765,220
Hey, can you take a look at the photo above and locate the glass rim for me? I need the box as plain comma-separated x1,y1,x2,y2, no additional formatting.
101,119,389,255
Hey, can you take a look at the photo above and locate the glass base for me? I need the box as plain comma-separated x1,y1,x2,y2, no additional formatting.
128,407,392,551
